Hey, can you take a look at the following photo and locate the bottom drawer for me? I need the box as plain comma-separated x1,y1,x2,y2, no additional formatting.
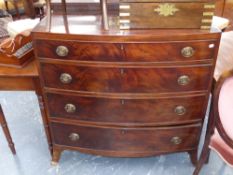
50,122,201,156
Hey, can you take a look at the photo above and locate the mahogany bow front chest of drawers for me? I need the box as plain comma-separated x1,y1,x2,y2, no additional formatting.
32,14,221,165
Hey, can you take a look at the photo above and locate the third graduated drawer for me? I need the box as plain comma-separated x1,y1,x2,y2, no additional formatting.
46,92,208,126
41,63,212,93
35,39,217,62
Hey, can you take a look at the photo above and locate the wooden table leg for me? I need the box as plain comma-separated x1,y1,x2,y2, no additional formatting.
4,0,20,19
4,1,9,12
0,104,16,154
33,78,53,156
12,0,20,19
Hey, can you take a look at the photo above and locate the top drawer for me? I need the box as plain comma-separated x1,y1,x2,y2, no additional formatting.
34,39,217,62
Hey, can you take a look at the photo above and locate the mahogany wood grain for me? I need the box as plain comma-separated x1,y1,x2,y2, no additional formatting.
222,0,233,30
35,40,123,61
32,13,221,165
40,63,213,93
46,92,207,126
0,60,53,156
50,121,202,157
0,60,38,90
124,41,217,61
119,2,211,29
31,15,221,42
35,39,218,62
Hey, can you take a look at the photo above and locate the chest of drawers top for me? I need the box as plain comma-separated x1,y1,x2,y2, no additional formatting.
32,14,221,41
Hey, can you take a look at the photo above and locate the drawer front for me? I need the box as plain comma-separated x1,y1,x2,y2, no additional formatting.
47,93,207,125
35,40,123,61
119,2,215,29
35,40,217,62
50,122,201,154
41,63,212,93
124,41,217,61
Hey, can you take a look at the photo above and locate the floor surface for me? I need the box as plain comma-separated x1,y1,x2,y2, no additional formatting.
0,91,233,175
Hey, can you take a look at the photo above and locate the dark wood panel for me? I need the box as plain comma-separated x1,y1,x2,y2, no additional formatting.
119,2,214,29
41,63,212,93
35,39,217,62
222,0,233,30
35,40,123,61
0,77,36,90
31,14,221,42
46,92,207,126
124,41,217,61
50,122,201,155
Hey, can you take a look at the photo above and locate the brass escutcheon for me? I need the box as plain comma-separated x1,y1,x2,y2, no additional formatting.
174,105,186,115
60,73,72,84
64,104,76,113
171,136,182,145
69,133,80,142
181,46,195,57
56,45,69,57
154,3,179,17
178,75,190,86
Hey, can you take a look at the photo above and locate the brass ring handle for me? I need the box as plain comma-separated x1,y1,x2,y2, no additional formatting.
65,104,76,113
177,75,190,86
56,45,69,57
60,73,72,84
171,136,182,145
69,133,80,142
181,46,195,58
174,105,186,115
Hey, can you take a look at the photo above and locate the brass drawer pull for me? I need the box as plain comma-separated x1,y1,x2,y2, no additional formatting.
65,104,76,113
181,46,195,58
56,45,69,57
69,133,80,142
171,136,182,145
174,105,186,115
177,75,190,86
60,73,72,84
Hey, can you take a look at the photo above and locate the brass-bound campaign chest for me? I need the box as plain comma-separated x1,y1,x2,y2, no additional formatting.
119,0,216,29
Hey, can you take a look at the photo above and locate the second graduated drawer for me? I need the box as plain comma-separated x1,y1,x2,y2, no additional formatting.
34,39,217,62
41,63,212,93
46,92,207,126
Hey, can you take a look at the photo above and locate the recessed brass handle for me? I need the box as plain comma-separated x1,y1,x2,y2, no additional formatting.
69,133,80,142
171,136,182,145
60,73,72,84
174,105,186,115
177,75,190,86
56,45,69,57
65,104,76,113
181,46,195,58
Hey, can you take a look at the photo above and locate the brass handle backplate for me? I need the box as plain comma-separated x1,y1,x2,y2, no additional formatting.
171,136,182,145
56,45,69,57
177,75,190,86
69,133,80,142
60,73,72,84
174,106,186,115
65,104,76,113
181,46,195,58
